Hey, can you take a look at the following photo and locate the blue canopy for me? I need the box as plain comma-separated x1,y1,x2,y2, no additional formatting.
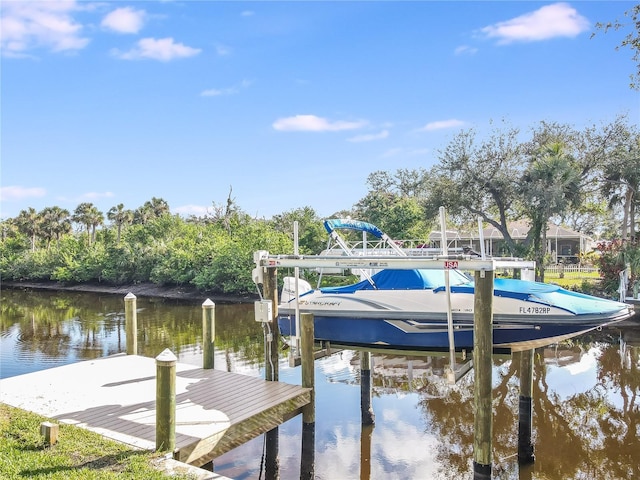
323,219,385,239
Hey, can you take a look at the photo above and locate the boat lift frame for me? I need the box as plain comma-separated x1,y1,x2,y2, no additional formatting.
253,250,535,383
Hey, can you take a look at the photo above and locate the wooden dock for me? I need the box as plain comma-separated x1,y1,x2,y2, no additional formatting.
0,353,311,467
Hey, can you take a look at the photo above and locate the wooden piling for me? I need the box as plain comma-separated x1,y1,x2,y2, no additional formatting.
156,348,176,452
473,269,494,480
202,299,215,370
518,348,535,465
262,267,281,478
263,268,279,382
360,351,375,426
301,313,315,424
124,292,137,355
300,312,316,479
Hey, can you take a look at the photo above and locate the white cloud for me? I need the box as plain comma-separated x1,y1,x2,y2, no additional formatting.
454,45,478,55
215,43,232,56
273,115,366,132
173,204,212,217
381,147,403,158
201,79,252,97
112,37,201,61
101,7,145,34
480,2,589,44
79,191,115,200
0,0,89,57
418,119,465,131
0,185,46,202
381,148,429,158
347,130,389,143
55,191,115,204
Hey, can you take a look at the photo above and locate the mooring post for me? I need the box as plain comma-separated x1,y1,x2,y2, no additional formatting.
360,351,375,426
202,299,215,369
124,292,137,355
300,312,315,480
156,348,176,453
518,348,535,465
473,269,494,480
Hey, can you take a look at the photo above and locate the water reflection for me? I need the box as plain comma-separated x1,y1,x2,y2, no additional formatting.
1,288,638,479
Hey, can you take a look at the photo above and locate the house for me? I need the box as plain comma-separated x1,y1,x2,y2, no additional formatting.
428,221,595,264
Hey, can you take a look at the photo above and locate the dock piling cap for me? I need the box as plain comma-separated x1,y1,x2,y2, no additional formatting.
156,348,177,365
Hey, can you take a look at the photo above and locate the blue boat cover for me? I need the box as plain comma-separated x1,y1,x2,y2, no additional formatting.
320,268,471,293
324,219,385,238
319,270,625,315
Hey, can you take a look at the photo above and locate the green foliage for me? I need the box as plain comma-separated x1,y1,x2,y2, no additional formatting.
3,249,59,281
593,239,640,296
270,206,326,254
192,221,291,293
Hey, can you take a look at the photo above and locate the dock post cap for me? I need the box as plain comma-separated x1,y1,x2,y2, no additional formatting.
156,348,177,364
202,298,215,307
125,292,137,300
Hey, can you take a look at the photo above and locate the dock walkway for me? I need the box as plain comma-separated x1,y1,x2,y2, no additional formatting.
0,353,311,468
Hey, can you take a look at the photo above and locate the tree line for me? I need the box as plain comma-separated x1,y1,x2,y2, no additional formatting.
1,116,638,296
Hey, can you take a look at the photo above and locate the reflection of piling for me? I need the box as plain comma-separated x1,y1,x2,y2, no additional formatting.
518,349,535,465
124,292,137,355
156,348,176,452
262,268,280,478
360,351,375,426
360,424,373,480
473,270,494,480
300,312,315,480
202,299,215,369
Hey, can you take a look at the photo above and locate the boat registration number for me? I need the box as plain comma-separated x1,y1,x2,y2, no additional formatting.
518,306,551,314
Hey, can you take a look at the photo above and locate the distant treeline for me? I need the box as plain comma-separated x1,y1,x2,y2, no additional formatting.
2,116,639,295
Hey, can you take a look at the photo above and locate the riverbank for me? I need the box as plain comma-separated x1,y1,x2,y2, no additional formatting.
1,280,258,304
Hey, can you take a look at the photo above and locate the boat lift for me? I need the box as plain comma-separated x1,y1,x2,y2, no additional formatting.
254,209,535,384
254,250,535,384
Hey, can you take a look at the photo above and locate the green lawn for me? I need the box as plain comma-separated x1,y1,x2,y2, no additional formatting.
543,269,601,290
0,404,193,480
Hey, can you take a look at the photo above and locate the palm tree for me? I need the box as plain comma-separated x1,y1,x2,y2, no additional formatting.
601,131,639,240
72,203,103,246
522,143,582,281
107,203,134,243
40,206,71,250
133,197,170,224
14,207,42,251
147,197,170,217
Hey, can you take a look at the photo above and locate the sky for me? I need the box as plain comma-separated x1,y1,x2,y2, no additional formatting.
1,0,638,222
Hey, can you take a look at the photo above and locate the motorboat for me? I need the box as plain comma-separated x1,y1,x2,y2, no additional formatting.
263,218,635,352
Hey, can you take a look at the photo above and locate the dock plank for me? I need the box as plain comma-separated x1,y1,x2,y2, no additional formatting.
0,354,310,465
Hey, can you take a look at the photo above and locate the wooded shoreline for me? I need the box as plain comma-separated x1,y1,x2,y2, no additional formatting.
2,280,258,304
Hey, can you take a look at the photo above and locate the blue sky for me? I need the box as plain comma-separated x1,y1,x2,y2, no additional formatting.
1,1,638,221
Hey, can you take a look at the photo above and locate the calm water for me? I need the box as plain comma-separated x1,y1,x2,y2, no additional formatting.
1,287,639,480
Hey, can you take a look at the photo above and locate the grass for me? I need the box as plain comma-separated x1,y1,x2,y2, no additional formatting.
543,270,601,290
0,403,194,480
